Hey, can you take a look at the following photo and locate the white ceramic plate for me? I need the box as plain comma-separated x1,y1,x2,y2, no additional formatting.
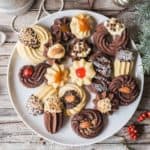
7,10,144,146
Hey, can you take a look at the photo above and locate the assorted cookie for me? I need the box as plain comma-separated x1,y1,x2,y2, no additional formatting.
17,14,140,138
93,18,129,56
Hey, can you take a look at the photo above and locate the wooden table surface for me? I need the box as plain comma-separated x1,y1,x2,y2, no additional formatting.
0,0,150,149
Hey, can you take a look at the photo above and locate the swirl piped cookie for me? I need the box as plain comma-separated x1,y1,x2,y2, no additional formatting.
17,25,52,64
59,83,86,116
114,50,135,77
71,109,104,138
70,14,94,39
93,18,128,56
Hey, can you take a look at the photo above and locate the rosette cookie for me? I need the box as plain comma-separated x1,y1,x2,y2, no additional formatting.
70,59,96,86
89,51,112,78
71,109,104,138
19,62,49,88
70,14,94,39
50,17,74,43
17,25,52,64
114,50,135,77
94,91,119,114
44,43,65,65
87,75,111,93
59,84,86,116
93,18,129,56
45,63,69,88
44,95,64,133
69,39,92,60
26,85,57,115
109,75,139,105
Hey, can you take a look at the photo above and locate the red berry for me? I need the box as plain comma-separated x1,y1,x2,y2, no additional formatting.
137,116,144,122
132,135,137,140
147,112,150,118
141,113,147,118
76,67,86,78
23,66,33,78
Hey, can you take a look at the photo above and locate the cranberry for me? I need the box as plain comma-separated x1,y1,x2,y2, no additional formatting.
76,67,86,78
23,66,33,78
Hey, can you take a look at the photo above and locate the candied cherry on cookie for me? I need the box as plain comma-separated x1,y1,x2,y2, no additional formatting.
93,18,129,56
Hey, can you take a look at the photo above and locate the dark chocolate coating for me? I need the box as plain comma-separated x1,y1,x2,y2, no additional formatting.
44,112,63,134
109,75,139,105
93,23,129,56
19,63,49,88
71,109,104,138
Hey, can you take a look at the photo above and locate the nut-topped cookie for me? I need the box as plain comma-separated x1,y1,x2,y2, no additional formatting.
109,75,139,105
94,91,119,114
93,18,129,56
59,83,86,116
71,109,104,138
44,95,64,133
17,25,52,64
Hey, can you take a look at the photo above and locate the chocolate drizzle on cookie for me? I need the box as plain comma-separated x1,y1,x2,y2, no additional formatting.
71,109,104,138
19,63,49,88
109,75,139,105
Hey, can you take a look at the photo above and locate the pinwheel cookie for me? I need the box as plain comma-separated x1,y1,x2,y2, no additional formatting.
59,83,86,116
70,14,94,39
70,59,96,86
26,84,57,115
17,25,52,64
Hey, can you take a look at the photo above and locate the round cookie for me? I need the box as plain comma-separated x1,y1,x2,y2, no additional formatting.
109,75,139,105
50,17,74,43
93,18,129,56
19,62,49,88
59,83,87,116
94,91,119,114
69,39,92,60
89,51,112,78
17,25,52,64
71,109,104,138
44,95,64,134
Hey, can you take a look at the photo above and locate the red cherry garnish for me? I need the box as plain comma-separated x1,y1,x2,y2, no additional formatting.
23,66,33,78
76,67,86,78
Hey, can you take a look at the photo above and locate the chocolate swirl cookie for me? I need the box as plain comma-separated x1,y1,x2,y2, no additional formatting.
89,51,112,78
109,75,139,105
94,91,119,114
19,62,49,88
44,96,64,133
50,17,74,43
93,18,129,56
71,109,104,138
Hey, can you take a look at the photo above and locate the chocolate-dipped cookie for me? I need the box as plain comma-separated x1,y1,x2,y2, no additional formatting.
50,17,74,43
94,91,119,114
69,39,92,60
87,75,111,93
19,62,49,88
44,95,64,134
109,75,139,105
93,18,129,56
89,51,112,78
71,109,104,138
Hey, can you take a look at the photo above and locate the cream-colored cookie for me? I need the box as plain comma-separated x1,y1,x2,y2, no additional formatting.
70,59,96,86
70,14,94,39
59,83,86,116
104,18,125,37
17,25,52,64
114,50,135,77
45,63,69,88
47,43,65,59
